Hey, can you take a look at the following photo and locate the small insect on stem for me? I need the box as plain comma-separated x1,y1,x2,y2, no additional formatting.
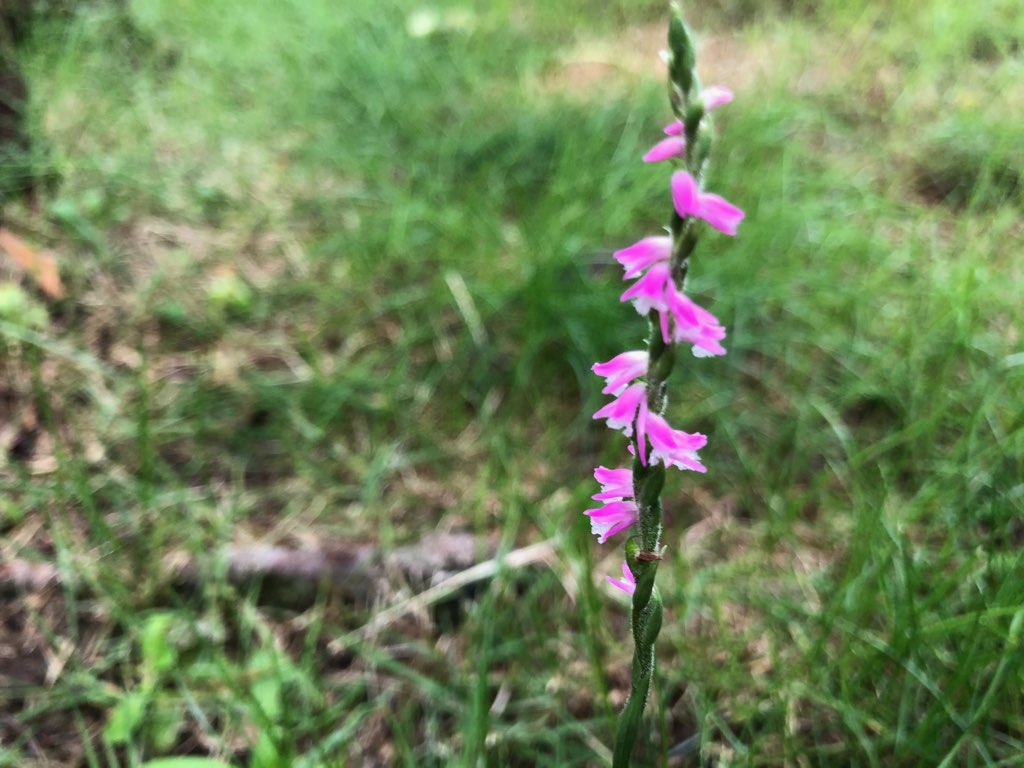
636,550,663,562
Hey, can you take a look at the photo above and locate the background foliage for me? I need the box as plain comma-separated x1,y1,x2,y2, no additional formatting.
1,0,1022,765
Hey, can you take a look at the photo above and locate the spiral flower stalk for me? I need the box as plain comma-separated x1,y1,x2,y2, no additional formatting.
584,4,744,764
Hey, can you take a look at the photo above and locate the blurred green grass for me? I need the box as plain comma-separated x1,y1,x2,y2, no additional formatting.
1,0,1022,765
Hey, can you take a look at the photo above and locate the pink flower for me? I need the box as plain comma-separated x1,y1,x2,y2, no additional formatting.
658,289,727,357
592,466,633,500
585,500,637,543
625,412,707,471
620,261,673,314
701,85,734,110
671,171,744,236
643,136,686,163
592,351,648,395
584,467,638,543
607,560,636,595
664,120,684,136
698,194,746,237
660,86,732,138
616,252,728,357
644,413,707,472
593,383,646,437
613,236,671,279
593,383,662,464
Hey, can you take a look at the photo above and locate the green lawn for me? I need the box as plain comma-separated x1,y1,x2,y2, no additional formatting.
1,0,1022,765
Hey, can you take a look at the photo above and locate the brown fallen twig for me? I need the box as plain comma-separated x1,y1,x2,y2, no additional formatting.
329,538,558,651
0,533,556,609
0,558,58,592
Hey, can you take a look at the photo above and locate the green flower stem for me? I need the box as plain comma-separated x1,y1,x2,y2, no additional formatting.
613,5,711,765
612,544,664,767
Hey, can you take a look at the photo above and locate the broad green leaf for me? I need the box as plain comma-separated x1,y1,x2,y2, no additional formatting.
140,759,234,768
247,650,285,721
141,612,179,677
147,697,187,753
250,730,286,768
103,692,148,745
